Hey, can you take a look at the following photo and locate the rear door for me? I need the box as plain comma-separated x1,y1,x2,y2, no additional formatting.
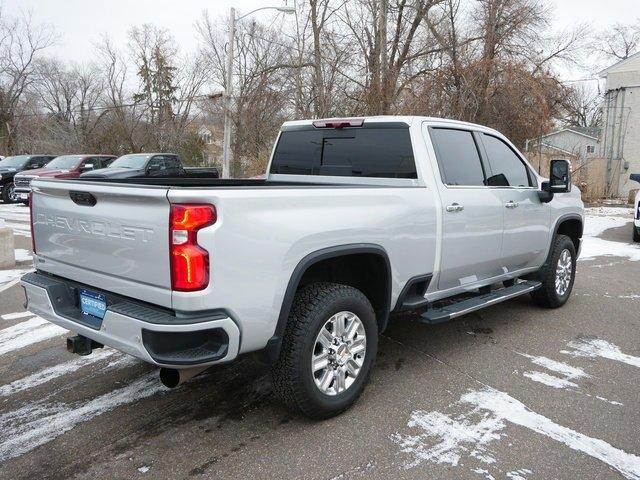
31,180,172,306
478,133,549,271
429,127,505,291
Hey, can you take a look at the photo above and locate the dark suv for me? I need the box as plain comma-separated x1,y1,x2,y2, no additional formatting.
0,155,56,203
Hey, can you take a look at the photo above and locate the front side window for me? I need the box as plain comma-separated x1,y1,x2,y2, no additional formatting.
482,134,531,187
430,128,485,186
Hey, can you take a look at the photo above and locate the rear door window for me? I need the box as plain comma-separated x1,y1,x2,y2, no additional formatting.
481,134,532,187
270,127,417,178
429,128,485,186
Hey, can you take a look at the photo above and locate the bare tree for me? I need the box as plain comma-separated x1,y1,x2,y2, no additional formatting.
0,11,54,152
596,22,640,61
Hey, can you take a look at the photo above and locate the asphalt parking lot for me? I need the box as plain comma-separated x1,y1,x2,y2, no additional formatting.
0,203,639,480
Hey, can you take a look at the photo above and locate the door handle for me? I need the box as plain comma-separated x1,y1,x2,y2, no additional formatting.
505,201,519,209
446,203,464,212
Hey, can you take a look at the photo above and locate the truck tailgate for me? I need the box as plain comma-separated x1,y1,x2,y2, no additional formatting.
31,180,172,307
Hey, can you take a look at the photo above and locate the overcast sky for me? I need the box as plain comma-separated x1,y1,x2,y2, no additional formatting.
4,0,640,80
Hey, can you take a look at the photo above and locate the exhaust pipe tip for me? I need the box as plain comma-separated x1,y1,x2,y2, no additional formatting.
159,368,181,389
159,366,209,389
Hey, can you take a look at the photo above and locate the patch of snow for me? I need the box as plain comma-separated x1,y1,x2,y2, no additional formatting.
1,311,34,320
392,408,505,469
585,206,634,217
579,214,640,262
517,353,588,379
462,389,640,480
506,469,533,480
619,294,640,299
0,372,167,461
595,396,624,406
471,468,495,479
0,268,33,292
522,371,578,389
394,388,640,479
0,317,67,356
562,338,640,368
14,249,32,262
0,348,117,397
138,466,150,474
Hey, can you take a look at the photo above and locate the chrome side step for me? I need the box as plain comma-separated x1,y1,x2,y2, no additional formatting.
419,280,542,324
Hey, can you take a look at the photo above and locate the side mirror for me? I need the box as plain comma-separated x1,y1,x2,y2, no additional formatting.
147,163,161,172
81,164,94,171
548,159,572,193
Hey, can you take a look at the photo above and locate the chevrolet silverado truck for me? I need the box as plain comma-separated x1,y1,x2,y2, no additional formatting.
0,155,56,203
13,154,116,203
21,116,583,419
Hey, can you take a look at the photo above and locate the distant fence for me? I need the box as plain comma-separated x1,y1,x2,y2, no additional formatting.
525,152,608,202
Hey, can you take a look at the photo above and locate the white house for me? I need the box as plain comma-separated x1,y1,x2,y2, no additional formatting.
526,128,600,160
599,52,640,198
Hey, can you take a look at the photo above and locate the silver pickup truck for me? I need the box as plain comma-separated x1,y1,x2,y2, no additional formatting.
21,116,583,418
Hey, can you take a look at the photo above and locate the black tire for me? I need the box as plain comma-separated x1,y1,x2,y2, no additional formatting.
531,234,576,308
271,282,378,419
633,226,640,243
1,182,16,203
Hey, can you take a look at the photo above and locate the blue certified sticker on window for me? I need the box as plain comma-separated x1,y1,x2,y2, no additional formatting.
79,289,107,319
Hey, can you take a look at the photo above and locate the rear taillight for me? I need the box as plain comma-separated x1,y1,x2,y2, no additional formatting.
29,194,36,254
170,204,216,292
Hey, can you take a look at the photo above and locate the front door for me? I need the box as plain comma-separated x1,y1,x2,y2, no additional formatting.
429,127,505,291
478,133,550,271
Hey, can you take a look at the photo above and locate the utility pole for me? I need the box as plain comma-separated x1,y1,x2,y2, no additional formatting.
220,4,295,178
222,7,236,179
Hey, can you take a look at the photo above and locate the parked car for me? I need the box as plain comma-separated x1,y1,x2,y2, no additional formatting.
13,154,116,203
0,155,56,203
22,116,583,419
631,173,640,242
80,153,218,180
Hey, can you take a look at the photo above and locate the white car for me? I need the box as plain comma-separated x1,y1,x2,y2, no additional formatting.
632,174,640,242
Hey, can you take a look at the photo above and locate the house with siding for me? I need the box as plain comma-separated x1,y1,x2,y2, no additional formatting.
525,128,600,160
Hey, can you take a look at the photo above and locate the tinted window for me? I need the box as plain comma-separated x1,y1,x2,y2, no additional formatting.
430,128,485,186
482,134,530,187
270,127,417,178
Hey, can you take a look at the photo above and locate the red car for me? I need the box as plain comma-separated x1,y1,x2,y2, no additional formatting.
13,154,116,203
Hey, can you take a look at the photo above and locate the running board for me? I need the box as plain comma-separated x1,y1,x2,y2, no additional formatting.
420,280,542,324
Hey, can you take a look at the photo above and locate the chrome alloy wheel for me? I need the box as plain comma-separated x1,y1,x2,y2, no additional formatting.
311,311,366,396
555,249,573,296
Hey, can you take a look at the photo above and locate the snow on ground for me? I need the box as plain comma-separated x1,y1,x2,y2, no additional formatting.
393,336,638,478
0,316,67,356
14,249,32,263
580,207,640,262
0,268,33,293
562,338,640,368
0,372,167,462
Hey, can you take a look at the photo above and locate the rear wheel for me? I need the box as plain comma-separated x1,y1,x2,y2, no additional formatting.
531,234,576,308
271,282,378,419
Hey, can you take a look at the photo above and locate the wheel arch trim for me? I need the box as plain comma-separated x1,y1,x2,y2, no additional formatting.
263,243,392,363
